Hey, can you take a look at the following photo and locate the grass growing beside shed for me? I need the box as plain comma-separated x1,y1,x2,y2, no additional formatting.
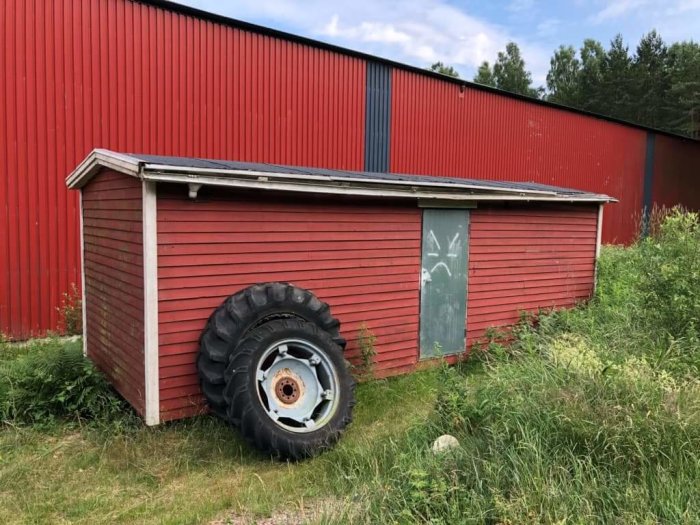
0,339,441,524
0,208,698,524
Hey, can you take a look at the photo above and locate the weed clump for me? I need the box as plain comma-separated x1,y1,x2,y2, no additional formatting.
57,283,83,336
0,338,131,426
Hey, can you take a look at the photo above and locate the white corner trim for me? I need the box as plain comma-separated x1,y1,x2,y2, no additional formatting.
595,204,604,259
142,180,160,425
594,203,604,293
80,191,87,357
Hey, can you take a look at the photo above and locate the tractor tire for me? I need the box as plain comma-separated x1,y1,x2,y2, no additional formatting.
197,283,344,419
223,318,355,459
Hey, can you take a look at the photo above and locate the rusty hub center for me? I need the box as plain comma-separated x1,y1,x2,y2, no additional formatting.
274,376,301,404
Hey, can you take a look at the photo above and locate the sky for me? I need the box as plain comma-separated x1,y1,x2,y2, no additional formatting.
171,0,700,85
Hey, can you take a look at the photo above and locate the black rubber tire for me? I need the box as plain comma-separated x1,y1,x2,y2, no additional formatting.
197,283,344,419
223,318,355,459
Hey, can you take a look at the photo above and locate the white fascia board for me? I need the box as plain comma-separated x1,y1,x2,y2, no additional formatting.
143,171,614,204
66,149,141,189
142,180,160,426
143,163,563,197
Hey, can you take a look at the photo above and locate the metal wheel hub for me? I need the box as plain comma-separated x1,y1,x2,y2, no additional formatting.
256,338,339,433
273,373,302,405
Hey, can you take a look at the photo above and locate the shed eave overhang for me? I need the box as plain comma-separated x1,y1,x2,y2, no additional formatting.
142,170,614,203
66,149,142,188
65,149,617,204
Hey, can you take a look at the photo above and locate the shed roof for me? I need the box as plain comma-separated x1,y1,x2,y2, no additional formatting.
66,149,615,204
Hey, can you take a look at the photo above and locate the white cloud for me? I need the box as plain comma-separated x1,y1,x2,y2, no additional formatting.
592,0,650,23
508,0,536,12
536,18,561,37
173,0,552,84
591,0,700,23
665,0,700,14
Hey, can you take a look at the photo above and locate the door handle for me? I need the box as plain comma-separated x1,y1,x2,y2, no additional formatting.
421,268,432,286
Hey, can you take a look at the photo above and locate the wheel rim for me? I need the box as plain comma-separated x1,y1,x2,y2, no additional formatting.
255,338,340,433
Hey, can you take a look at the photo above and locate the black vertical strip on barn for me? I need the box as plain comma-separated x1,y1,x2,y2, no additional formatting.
364,61,392,172
642,132,656,235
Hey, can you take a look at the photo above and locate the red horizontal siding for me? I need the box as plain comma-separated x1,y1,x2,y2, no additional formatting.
390,69,646,245
466,204,598,347
82,171,145,416
156,185,422,421
0,0,365,339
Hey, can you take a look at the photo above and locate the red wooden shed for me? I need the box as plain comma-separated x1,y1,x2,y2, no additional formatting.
67,149,613,429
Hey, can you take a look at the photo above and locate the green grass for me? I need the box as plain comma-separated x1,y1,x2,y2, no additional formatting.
1,208,698,524
344,208,700,524
0,344,442,524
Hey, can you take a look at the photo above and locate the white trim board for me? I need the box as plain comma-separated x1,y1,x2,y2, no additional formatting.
65,149,616,204
594,203,605,293
79,192,87,357
142,180,160,425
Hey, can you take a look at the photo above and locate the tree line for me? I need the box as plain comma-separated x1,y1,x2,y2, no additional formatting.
429,31,700,138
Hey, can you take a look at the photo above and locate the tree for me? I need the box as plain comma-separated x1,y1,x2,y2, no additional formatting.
665,41,700,136
492,42,542,98
600,34,634,121
546,45,581,105
473,61,496,87
578,39,606,112
428,61,460,78
632,30,670,128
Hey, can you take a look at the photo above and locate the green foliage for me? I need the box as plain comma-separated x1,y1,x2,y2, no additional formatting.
492,42,543,98
0,338,131,426
546,45,581,105
477,31,698,135
331,209,700,523
637,208,700,353
57,283,82,336
356,323,377,380
473,61,496,87
666,41,700,135
428,61,460,78
544,31,700,137
473,42,543,97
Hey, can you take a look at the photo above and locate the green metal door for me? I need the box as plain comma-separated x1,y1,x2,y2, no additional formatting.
419,209,469,358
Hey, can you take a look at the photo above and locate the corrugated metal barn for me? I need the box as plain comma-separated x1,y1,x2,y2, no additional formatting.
1,0,699,340
68,149,612,426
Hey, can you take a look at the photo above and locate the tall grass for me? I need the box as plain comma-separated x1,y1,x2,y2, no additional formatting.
333,208,700,524
0,338,132,427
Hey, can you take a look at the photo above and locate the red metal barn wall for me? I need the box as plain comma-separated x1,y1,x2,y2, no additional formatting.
0,0,365,339
156,186,422,421
466,204,598,346
82,170,146,416
390,71,646,245
1,0,698,340
652,135,700,211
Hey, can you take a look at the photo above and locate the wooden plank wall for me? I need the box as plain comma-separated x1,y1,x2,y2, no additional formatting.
82,170,145,415
155,185,422,421
466,204,598,347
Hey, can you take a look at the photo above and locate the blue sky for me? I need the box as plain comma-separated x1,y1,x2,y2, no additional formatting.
171,0,700,85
